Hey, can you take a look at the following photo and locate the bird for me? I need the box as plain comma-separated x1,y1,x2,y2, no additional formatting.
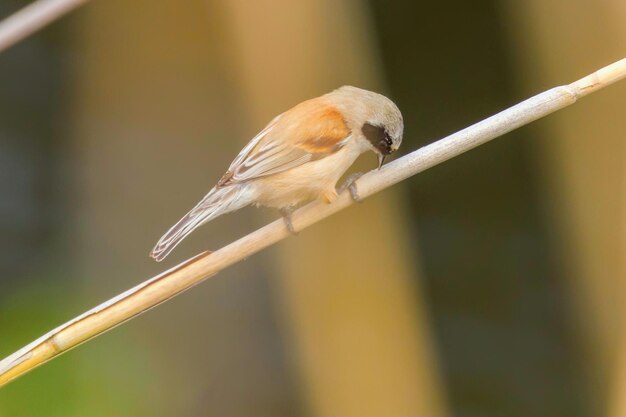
150,85,403,262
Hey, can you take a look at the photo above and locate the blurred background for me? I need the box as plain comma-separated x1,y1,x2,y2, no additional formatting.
0,0,625,416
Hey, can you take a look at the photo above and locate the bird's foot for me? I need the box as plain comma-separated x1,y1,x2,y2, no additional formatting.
279,207,298,235
338,172,365,203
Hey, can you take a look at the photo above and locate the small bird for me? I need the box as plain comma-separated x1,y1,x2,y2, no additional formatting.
150,86,403,261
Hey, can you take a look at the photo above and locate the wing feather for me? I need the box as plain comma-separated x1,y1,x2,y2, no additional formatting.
218,98,351,186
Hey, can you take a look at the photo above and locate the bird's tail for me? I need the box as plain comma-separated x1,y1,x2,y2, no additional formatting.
150,185,250,262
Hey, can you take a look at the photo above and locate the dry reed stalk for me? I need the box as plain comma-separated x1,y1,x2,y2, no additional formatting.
0,0,89,53
1,57,625,387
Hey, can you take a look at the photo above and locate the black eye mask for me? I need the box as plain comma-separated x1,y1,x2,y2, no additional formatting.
362,123,392,155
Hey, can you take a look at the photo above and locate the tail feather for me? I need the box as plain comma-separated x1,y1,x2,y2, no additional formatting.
150,185,248,262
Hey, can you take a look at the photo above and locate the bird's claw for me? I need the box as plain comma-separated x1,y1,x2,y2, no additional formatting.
279,208,298,235
339,172,364,203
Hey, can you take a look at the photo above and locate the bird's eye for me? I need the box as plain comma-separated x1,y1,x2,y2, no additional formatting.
380,133,393,154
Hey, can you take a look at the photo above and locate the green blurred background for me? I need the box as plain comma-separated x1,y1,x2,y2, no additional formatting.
1,0,625,416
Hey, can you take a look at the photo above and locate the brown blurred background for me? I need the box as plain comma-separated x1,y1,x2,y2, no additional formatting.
0,0,625,416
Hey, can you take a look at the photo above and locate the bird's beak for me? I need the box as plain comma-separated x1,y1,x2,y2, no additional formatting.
377,153,386,169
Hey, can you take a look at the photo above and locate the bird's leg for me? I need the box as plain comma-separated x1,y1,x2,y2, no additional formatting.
338,172,365,203
279,207,298,235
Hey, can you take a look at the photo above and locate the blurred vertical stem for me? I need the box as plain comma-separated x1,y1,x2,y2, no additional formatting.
504,1,626,414
222,0,447,416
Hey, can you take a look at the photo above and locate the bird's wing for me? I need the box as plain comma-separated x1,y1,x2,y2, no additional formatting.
217,99,351,186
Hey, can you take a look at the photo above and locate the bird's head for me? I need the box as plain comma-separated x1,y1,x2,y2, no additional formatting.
331,86,404,169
